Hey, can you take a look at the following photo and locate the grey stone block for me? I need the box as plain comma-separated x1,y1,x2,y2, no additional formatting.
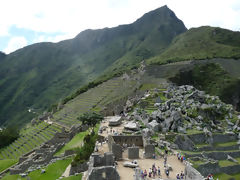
144,144,155,158
128,147,139,159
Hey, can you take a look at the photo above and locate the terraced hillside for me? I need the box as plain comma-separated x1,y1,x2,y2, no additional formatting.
52,77,138,128
0,73,141,174
0,122,62,160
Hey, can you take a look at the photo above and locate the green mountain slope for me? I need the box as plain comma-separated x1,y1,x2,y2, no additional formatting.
0,5,187,126
0,52,6,61
148,26,240,64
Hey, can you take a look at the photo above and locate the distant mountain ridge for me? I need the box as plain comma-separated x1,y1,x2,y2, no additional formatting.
0,5,187,126
148,26,240,64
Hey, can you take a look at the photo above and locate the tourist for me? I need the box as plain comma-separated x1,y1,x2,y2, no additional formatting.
164,154,167,163
149,171,152,178
180,171,185,179
153,153,156,159
144,169,147,177
207,174,214,180
178,153,181,160
141,170,144,179
165,169,169,177
154,167,157,177
152,163,155,171
176,174,180,179
158,166,161,176
181,156,184,162
165,148,168,155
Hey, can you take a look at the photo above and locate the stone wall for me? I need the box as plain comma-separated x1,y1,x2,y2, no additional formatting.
112,135,143,147
185,151,240,160
188,133,238,144
197,162,240,176
144,144,155,159
111,143,122,160
91,152,115,167
88,166,120,180
69,162,88,176
86,152,119,180
185,163,204,180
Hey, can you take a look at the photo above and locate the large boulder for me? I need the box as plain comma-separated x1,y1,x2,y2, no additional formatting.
123,161,139,168
148,120,159,132
172,111,182,121
108,116,122,126
124,121,139,131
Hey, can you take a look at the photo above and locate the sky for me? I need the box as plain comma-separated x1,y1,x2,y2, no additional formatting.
1,0,240,54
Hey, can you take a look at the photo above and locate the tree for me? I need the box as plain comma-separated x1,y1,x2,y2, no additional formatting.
77,111,103,129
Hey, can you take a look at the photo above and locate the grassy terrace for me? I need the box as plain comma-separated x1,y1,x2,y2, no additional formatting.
186,129,203,135
218,160,239,167
0,159,18,173
0,122,62,160
55,124,100,156
215,173,240,180
214,141,238,147
52,77,139,128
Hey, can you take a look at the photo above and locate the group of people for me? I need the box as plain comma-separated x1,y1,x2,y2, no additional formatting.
177,152,186,162
206,174,214,180
176,171,185,179
140,164,162,179
139,164,171,179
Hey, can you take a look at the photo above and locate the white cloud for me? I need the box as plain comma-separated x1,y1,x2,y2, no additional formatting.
1,0,240,53
4,37,28,54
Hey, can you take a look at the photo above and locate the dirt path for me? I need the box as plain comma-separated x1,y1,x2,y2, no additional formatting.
61,164,71,177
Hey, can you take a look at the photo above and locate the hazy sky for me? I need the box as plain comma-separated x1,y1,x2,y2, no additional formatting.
1,0,240,54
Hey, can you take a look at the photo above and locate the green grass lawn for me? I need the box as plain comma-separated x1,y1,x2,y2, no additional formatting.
55,131,89,156
214,172,240,180
140,83,158,91
62,174,82,180
27,158,72,180
1,158,72,180
214,141,237,147
186,129,202,135
1,173,21,180
0,159,18,173
55,124,100,156
195,143,209,148
218,160,238,167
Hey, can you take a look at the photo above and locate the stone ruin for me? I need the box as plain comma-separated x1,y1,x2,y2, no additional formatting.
107,135,155,160
184,162,204,180
108,116,122,126
86,152,120,180
9,124,88,175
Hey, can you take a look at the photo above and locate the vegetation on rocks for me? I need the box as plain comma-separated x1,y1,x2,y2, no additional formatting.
170,63,240,110
77,111,103,129
0,126,19,148
72,130,98,165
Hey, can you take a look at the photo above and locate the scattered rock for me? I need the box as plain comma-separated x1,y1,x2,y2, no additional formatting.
124,121,139,131
123,161,139,168
227,155,238,163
